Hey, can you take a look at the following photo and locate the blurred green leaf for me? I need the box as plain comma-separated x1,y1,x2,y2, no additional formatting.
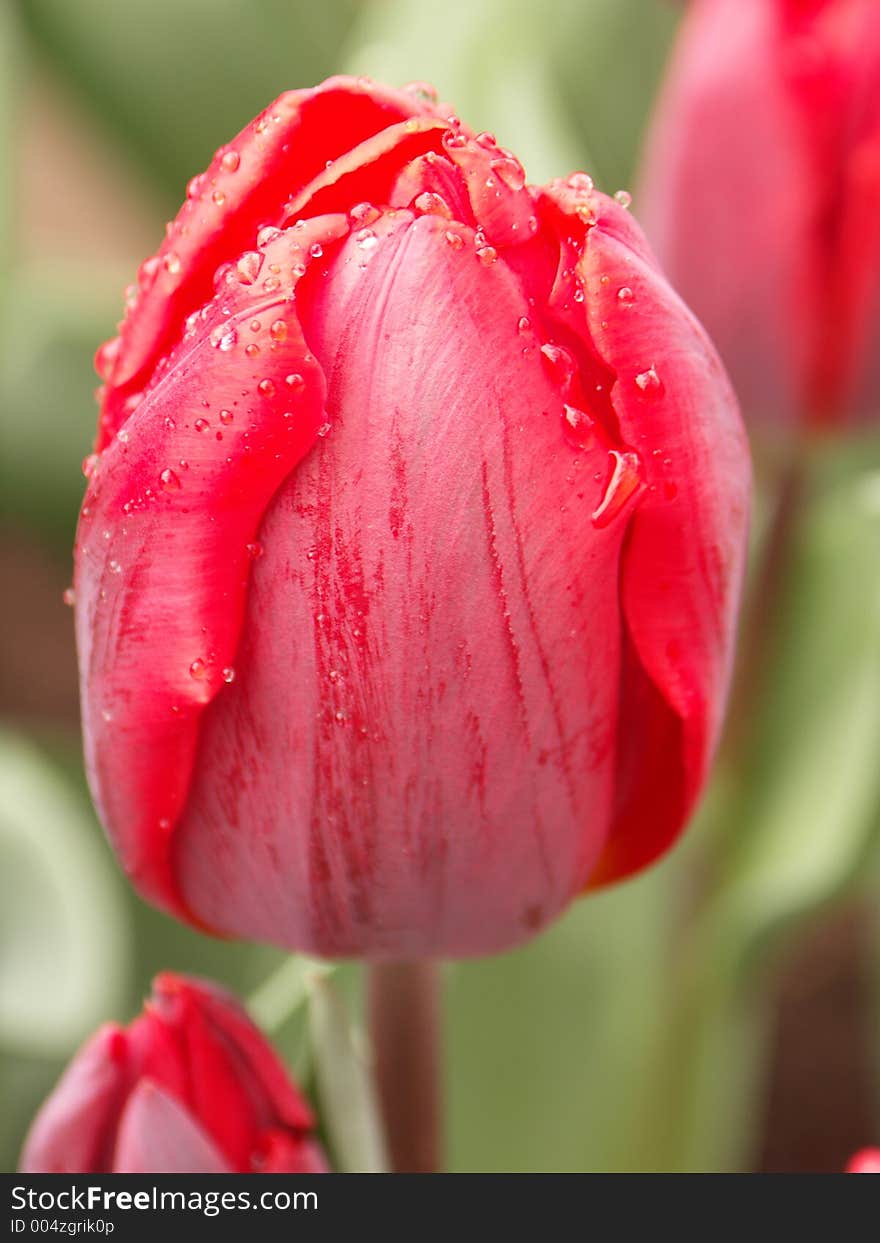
715,461,880,952
307,974,388,1173
446,862,680,1171
0,2,21,270
344,0,587,185
0,730,130,1056
16,0,359,203
0,262,124,545
346,0,678,193
553,0,680,194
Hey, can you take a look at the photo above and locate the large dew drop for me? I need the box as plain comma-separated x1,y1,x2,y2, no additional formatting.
591,450,643,528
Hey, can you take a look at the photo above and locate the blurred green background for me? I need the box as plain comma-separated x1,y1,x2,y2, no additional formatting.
2,0,880,1173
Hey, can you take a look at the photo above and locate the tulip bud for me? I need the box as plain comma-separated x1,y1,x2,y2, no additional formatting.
846,1147,880,1172
75,76,749,958
639,0,880,427
19,973,327,1173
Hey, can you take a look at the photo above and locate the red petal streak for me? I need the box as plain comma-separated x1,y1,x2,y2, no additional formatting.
96,78,435,446
74,216,347,919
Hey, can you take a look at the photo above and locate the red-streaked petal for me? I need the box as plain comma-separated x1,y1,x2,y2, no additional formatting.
96,77,437,445
572,190,750,884
173,209,634,958
75,216,347,919
113,1081,232,1173
19,1025,129,1174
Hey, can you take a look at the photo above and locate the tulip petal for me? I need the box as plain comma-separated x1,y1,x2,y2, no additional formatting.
113,1081,231,1173
258,1130,329,1173
172,976,315,1131
75,216,348,918
19,1024,129,1173
97,78,436,444
174,209,635,957
549,188,749,884
637,0,813,423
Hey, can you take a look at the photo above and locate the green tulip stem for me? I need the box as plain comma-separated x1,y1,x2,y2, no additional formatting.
724,441,810,763
367,961,443,1174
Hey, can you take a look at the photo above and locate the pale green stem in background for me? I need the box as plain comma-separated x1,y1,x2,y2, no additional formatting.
247,955,337,1035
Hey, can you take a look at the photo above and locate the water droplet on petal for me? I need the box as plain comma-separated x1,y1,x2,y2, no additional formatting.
562,404,595,448
634,365,664,396
491,156,526,192
219,408,233,425
164,252,181,275
189,658,208,680
617,286,635,306
269,319,288,343
117,428,130,444
220,150,240,173
95,336,121,380
210,323,238,351
317,422,331,438
62,587,76,607
517,316,531,334
246,541,264,559
349,202,381,227
540,342,577,393
403,81,439,104
222,666,236,684
567,172,594,194
285,372,304,389
160,467,181,491
445,230,464,250
138,256,160,286
212,189,226,207
257,225,282,248
82,453,100,479
591,450,643,528
614,189,632,209
245,343,261,358
258,379,275,397
413,192,452,219
309,242,324,259
108,559,122,575
194,417,209,433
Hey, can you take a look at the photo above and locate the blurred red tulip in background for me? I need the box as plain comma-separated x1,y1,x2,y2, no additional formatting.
19,973,327,1173
640,0,880,427
75,76,749,958
846,1147,880,1172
